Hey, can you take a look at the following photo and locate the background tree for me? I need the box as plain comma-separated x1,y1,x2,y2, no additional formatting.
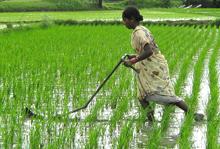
161,0,171,7
98,0,102,8
184,0,220,7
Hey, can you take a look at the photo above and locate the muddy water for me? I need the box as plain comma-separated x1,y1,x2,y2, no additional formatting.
21,77,166,148
166,52,200,147
0,52,218,148
191,48,212,149
22,119,32,148
182,70,194,97
0,24,7,30
0,67,210,149
0,24,30,31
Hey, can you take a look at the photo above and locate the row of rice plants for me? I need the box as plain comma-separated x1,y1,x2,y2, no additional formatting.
156,25,196,68
178,26,217,148
206,29,220,149
118,25,191,147
0,25,126,147
163,25,212,135
117,121,133,148
190,27,219,148
85,126,102,148
1,24,219,148
146,25,209,148
112,24,216,148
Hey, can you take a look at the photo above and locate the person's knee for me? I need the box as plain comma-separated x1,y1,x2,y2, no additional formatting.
139,98,149,108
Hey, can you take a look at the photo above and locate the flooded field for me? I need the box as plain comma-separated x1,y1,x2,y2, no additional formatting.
0,25,219,148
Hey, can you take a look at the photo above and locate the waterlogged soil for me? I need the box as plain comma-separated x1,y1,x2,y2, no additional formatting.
0,69,211,148
191,49,212,149
0,59,215,149
0,24,7,30
0,30,219,148
0,23,30,30
0,83,211,149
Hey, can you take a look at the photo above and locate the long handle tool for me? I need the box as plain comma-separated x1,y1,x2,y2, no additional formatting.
25,54,139,118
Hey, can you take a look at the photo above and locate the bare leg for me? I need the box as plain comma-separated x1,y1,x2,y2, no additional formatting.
174,100,204,121
141,94,204,121
139,99,154,122
174,100,189,113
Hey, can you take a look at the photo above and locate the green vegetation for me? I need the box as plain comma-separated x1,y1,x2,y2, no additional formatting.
146,25,207,148
179,26,214,148
0,0,97,12
207,26,220,149
0,8,219,23
0,0,219,12
0,24,219,148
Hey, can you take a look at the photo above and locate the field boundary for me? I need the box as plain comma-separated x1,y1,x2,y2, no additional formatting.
54,19,220,27
1,19,220,28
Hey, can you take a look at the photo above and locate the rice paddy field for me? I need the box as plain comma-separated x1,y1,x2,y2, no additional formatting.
0,8,219,23
0,23,220,148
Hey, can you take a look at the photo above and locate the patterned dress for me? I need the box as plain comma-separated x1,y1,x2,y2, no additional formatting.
131,25,179,103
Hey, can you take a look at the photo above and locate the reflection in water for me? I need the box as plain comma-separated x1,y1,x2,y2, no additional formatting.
22,119,32,149
192,124,207,149
0,24,27,30
74,124,88,148
182,71,194,97
99,125,112,149
0,24,7,30
191,49,212,149
1,50,217,148
166,47,204,148
197,49,211,115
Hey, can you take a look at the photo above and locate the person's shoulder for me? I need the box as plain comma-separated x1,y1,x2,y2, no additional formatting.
133,27,146,38
133,25,142,33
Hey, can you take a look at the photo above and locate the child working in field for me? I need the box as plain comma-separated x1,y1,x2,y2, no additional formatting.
122,6,203,121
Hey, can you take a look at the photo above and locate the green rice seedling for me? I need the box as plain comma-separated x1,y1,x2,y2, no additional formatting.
30,121,42,148
84,99,105,123
146,25,209,147
0,9,216,23
85,126,102,149
46,123,77,149
1,24,220,148
109,96,130,132
117,121,133,148
156,25,191,61
179,26,215,148
2,117,14,148
206,26,220,149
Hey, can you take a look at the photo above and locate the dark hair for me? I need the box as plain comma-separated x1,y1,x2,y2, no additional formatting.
122,6,143,22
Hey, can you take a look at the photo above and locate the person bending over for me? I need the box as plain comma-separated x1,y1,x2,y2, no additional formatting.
122,6,204,122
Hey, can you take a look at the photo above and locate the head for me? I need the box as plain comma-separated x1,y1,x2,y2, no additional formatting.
122,6,143,29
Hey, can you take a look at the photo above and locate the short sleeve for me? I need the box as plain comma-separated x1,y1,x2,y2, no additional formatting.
133,30,150,52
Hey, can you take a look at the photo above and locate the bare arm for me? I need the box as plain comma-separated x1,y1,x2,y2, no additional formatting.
124,43,153,67
136,43,153,62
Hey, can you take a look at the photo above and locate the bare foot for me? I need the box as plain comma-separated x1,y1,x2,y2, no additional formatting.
194,113,204,121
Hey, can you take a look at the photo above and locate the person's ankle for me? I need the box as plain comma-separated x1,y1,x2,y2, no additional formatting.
194,113,204,121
